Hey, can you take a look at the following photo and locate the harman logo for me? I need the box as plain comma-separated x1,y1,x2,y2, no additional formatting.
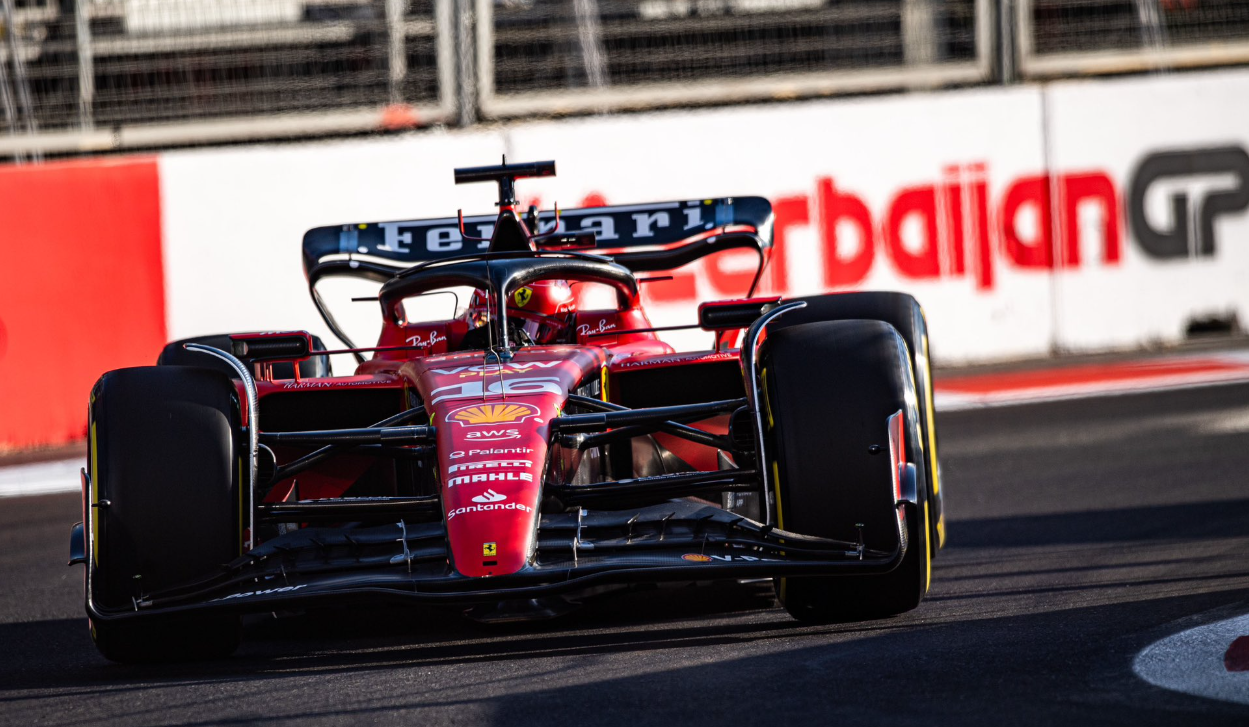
472,489,507,504
449,403,539,427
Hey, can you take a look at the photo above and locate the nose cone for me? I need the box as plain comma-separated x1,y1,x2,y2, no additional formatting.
436,401,550,577
409,347,608,578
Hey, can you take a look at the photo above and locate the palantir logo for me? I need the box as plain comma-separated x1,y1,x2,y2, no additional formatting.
1128,146,1249,259
471,489,507,504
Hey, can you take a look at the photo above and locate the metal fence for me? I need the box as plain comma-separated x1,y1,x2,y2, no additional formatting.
6,1,1249,157
477,0,993,117
1018,0,1249,77
0,0,454,157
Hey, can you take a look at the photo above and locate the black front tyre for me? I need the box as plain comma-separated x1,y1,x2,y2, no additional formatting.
88,366,243,662
762,320,931,622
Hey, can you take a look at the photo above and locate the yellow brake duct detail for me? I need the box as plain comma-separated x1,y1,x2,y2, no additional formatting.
772,460,787,602
771,459,784,531
762,367,774,429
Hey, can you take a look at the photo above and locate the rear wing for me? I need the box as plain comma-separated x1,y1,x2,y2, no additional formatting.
301,196,774,283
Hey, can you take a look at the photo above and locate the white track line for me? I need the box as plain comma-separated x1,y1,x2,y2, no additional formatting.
935,369,1249,411
1134,614,1249,705
0,458,83,498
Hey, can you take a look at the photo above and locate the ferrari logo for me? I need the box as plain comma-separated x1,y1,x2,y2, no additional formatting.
483,542,498,557
513,287,533,308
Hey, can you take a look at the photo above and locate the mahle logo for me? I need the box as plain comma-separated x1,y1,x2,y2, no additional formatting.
449,403,539,427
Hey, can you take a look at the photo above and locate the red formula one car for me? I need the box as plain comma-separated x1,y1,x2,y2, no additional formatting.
69,160,945,662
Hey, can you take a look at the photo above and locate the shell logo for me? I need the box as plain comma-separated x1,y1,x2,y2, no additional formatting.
682,553,712,563
449,403,540,427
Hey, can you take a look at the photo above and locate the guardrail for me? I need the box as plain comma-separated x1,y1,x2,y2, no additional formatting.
1016,0,1249,78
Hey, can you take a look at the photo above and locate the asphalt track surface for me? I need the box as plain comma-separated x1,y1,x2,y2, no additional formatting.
4,383,1249,726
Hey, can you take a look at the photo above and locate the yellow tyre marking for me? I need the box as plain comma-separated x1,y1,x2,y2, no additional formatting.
89,420,99,567
771,459,785,530
923,501,932,593
921,333,946,550
922,334,940,496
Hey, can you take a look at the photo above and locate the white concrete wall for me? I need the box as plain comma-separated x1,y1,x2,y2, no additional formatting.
158,68,1249,366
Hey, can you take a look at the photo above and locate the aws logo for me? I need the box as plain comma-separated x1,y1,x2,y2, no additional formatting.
465,429,521,441
448,403,539,427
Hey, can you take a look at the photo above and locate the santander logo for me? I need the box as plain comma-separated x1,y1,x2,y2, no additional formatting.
471,489,507,504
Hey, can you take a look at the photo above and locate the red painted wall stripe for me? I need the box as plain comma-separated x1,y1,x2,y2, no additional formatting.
0,158,166,450
937,359,1249,396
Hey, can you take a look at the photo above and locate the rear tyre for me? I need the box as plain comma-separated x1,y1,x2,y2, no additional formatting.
157,332,330,379
762,320,930,622
782,292,945,553
88,367,243,662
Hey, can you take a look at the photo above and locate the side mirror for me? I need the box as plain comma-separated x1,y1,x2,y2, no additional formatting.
698,297,783,331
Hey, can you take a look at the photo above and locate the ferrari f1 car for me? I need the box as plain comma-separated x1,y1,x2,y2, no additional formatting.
70,160,945,662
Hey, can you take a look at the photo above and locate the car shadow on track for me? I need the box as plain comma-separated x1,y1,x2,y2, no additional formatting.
8,586,1249,727
0,582,814,695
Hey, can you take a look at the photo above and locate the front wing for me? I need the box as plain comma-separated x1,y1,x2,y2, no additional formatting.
75,498,914,623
